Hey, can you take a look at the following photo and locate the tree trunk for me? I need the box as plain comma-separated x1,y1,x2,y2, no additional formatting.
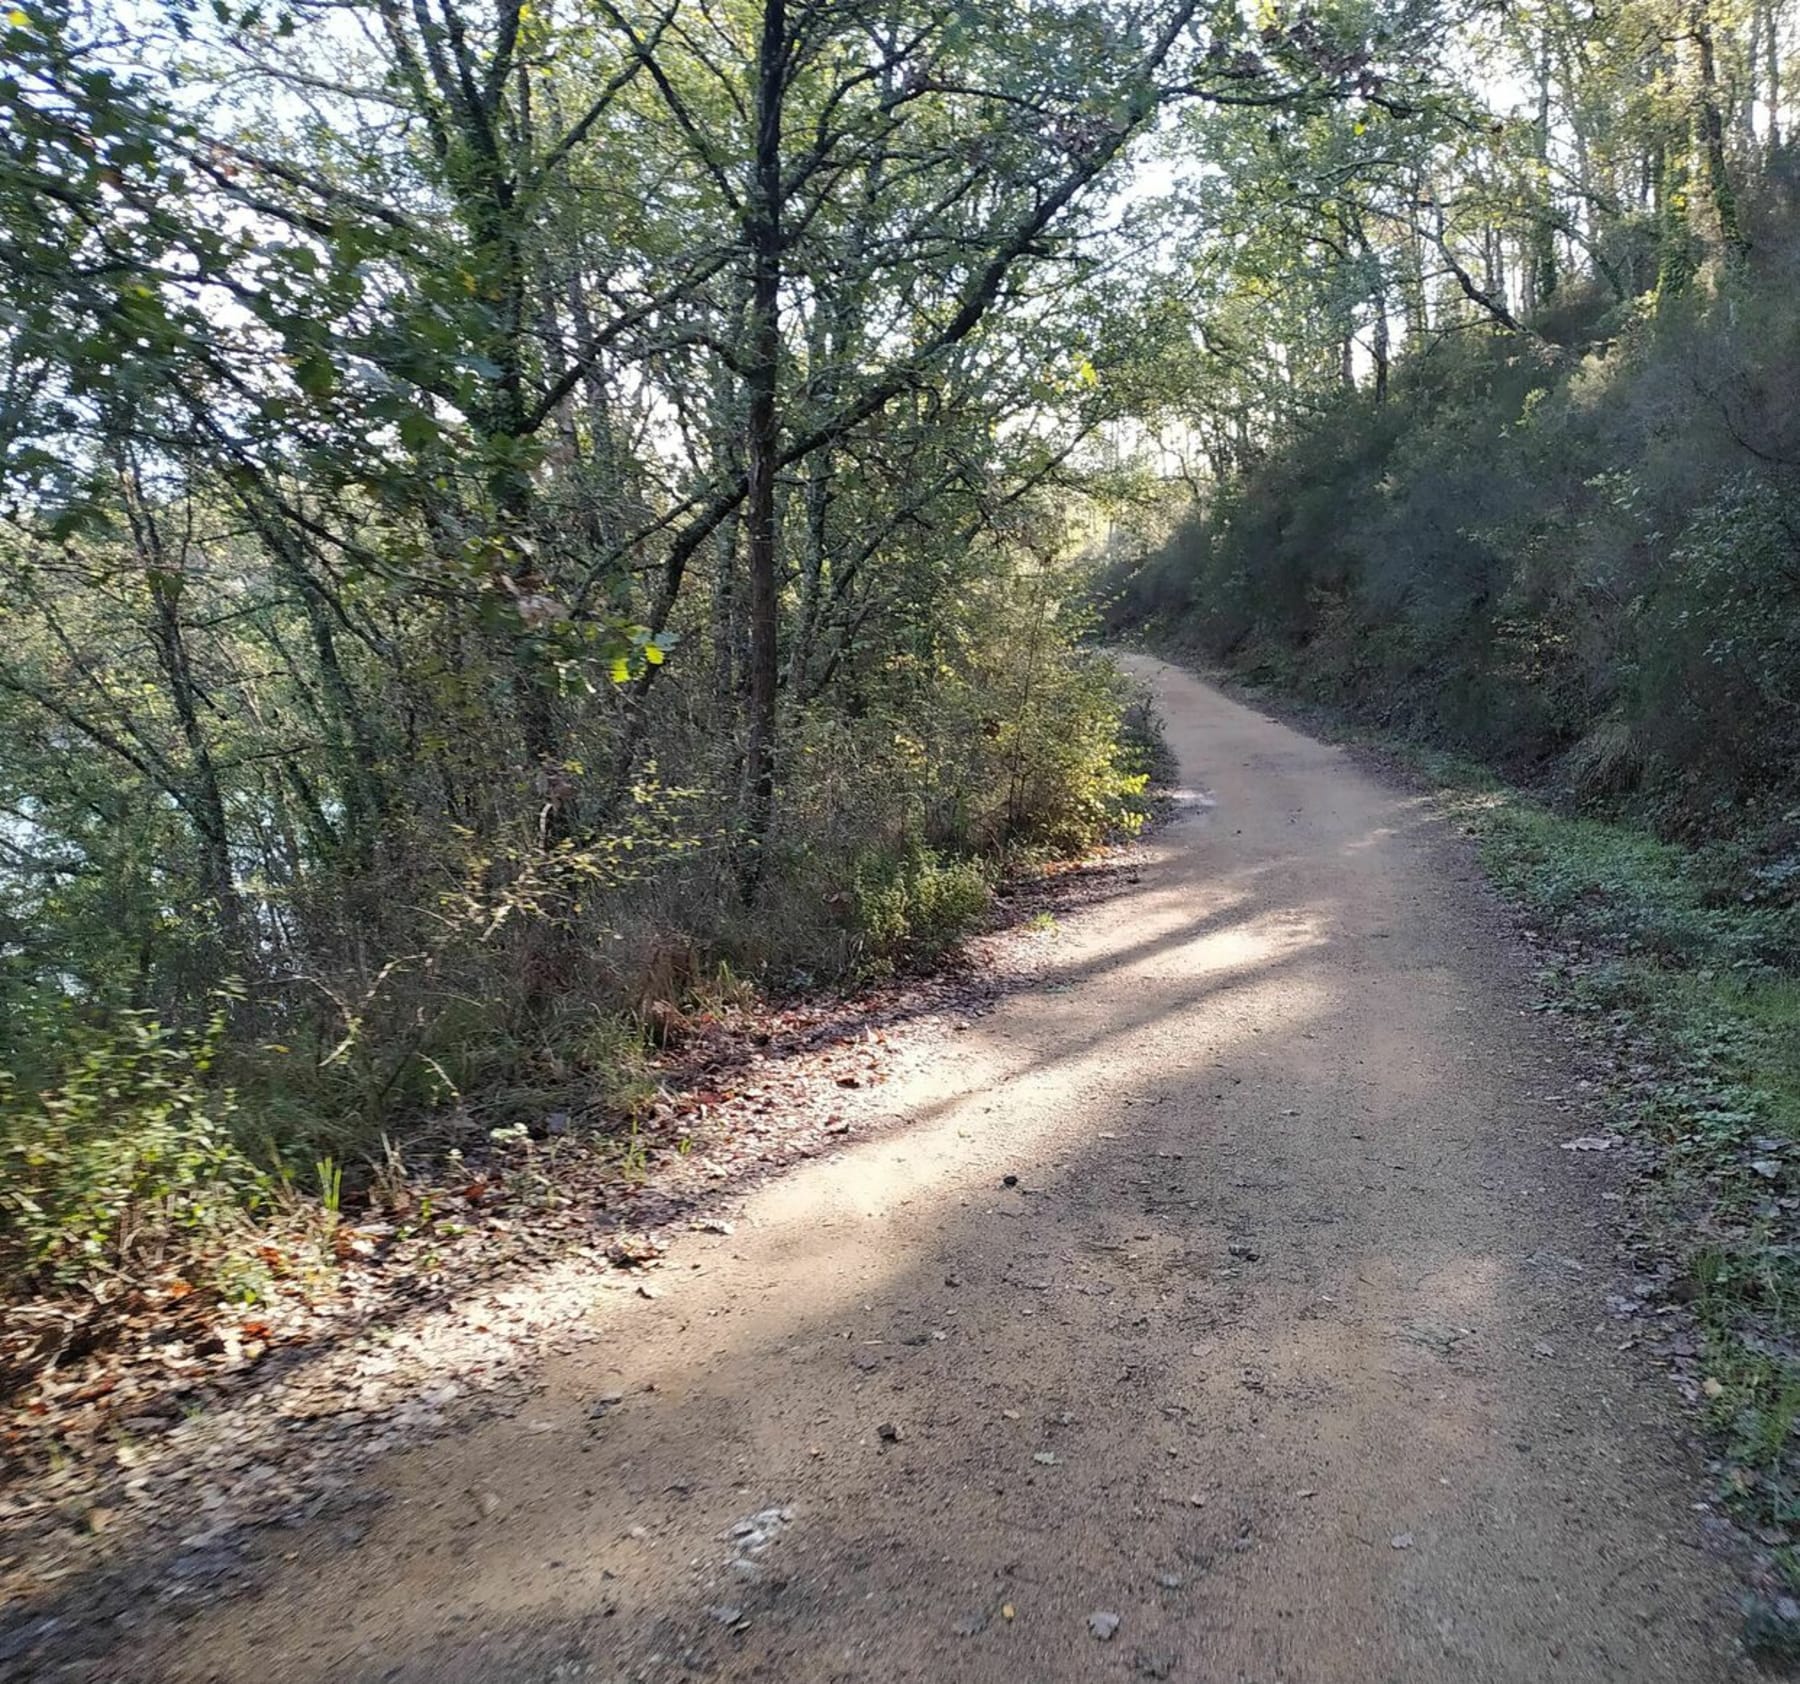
1403,175,1430,344
1653,138,1694,294
147,567,243,960
1371,281,1390,404
267,530,385,871
1768,0,1783,153
711,508,742,732
739,0,787,891
788,301,839,695
1691,0,1745,260
1528,28,1558,309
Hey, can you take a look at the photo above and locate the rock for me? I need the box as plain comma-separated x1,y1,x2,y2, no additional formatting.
1390,1532,1413,1550
707,1605,744,1627
1155,1572,1184,1589
607,1232,662,1268
876,1422,903,1443
724,1505,791,1559
1133,1651,1176,1679
1002,1174,1019,1188
1088,1611,1122,1641
1228,1243,1261,1261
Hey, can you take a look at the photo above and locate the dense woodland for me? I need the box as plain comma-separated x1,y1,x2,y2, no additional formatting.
1108,0,1800,865
2,0,1205,1287
3,0,1798,1302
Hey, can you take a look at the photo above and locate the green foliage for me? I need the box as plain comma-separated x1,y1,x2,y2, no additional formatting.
1480,803,1800,969
851,848,992,973
0,1004,268,1293
1631,475,1800,805
720,627,1147,980
1109,179,1800,851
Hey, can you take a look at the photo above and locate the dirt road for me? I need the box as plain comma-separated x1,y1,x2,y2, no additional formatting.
130,655,1744,1682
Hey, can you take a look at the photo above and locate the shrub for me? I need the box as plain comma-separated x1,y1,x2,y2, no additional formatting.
851,846,992,972
0,1004,269,1293
1631,476,1800,815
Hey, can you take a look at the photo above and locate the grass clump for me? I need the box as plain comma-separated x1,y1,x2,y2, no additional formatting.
852,847,994,975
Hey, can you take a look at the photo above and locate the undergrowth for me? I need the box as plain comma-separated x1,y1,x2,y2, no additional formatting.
0,654,1158,1311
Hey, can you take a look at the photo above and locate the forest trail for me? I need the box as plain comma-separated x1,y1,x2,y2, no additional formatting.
129,656,1744,1683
